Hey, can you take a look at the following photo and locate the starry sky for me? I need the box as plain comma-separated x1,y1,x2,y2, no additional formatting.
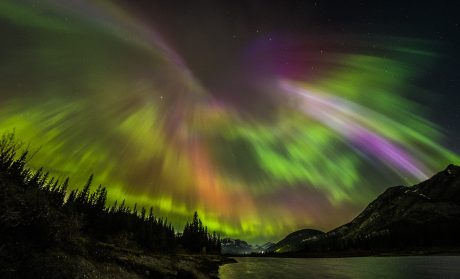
0,0,459,243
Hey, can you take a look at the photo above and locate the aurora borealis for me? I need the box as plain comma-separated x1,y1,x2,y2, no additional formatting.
0,1,459,243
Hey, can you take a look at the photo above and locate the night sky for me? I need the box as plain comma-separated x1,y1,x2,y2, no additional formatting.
0,0,459,243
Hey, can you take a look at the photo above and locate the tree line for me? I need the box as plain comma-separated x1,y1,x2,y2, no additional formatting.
0,132,221,255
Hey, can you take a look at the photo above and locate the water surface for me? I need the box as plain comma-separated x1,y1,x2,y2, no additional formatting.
219,256,460,279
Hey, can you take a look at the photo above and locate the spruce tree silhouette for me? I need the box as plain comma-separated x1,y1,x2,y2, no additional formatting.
181,211,221,254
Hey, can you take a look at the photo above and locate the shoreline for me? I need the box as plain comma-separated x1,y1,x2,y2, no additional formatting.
3,237,237,279
223,248,460,259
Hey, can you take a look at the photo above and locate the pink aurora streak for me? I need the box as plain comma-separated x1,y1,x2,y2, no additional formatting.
280,80,428,179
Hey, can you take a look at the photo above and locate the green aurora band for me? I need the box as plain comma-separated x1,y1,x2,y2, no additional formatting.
0,1,458,242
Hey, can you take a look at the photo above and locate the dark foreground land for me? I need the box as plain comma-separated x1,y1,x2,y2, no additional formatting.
11,239,234,279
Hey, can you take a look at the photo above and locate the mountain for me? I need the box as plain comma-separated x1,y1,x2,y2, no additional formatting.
276,164,460,255
267,229,324,253
255,242,276,252
221,238,254,255
221,239,277,255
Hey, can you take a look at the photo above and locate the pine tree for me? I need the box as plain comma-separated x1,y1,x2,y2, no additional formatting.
76,174,93,206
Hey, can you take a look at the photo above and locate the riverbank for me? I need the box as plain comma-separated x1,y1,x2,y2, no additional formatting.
8,237,236,278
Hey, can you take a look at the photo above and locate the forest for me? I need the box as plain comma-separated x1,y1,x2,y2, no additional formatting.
0,132,222,275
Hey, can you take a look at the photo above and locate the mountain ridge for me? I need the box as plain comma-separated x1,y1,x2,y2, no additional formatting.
266,229,324,253
267,164,460,255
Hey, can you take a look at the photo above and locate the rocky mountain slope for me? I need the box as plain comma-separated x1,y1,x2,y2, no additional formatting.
266,229,324,253
221,238,277,255
221,238,254,255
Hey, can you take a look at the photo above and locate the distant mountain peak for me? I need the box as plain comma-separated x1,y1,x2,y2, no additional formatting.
445,164,460,175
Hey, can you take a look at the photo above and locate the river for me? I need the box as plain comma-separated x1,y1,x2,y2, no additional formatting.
219,256,460,278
